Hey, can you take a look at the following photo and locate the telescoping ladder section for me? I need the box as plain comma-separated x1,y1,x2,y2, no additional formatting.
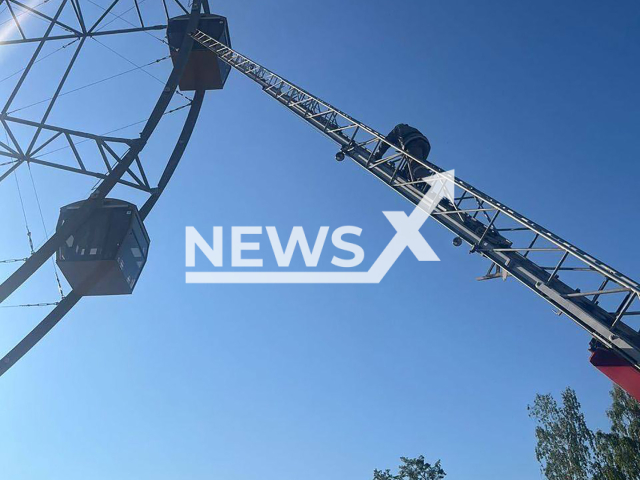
190,30,640,379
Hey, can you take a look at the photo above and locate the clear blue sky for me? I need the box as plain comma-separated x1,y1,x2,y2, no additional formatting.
1,1,639,479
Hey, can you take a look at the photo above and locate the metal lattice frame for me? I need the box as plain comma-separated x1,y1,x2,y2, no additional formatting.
0,0,185,192
192,30,640,370
0,0,209,375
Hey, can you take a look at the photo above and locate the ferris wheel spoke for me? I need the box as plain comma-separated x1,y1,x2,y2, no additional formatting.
0,117,24,155
0,130,152,193
24,155,153,193
5,0,26,40
0,151,19,160
1,0,69,114
26,38,87,156
7,0,81,35
87,0,121,33
0,24,166,46
4,115,134,146
171,0,188,15
0,137,18,155
0,157,21,183
132,0,144,28
30,131,64,157
69,0,86,33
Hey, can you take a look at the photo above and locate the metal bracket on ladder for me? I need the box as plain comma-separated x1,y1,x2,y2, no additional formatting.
476,262,508,281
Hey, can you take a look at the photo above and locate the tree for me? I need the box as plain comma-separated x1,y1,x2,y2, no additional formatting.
607,385,640,439
593,386,640,480
528,388,595,480
529,386,640,480
373,456,445,480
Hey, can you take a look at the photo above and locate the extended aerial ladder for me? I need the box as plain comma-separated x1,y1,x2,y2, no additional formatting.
191,30,640,400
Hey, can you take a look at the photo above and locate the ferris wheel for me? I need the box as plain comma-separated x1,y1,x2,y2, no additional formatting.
2,0,639,402
0,0,221,374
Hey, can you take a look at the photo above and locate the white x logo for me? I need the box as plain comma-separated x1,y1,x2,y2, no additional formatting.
186,170,455,284
373,170,455,270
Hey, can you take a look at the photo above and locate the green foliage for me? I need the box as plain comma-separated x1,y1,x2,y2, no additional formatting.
593,386,640,480
373,456,445,480
529,386,640,480
528,388,595,480
607,385,640,439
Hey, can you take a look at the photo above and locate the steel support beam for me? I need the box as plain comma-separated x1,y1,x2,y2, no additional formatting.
0,25,166,45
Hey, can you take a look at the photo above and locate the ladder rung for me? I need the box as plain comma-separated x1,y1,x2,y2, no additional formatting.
565,287,631,298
